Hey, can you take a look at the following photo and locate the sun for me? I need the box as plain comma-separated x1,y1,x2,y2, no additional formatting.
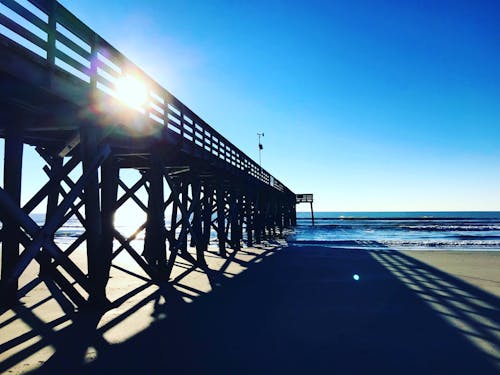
115,75,148,109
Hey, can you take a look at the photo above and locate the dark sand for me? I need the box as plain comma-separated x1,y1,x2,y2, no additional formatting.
1,245,499,374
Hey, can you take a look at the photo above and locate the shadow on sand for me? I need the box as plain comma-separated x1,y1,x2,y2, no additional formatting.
5,245,500,374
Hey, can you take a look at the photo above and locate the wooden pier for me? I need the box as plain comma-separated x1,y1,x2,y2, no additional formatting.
0,0,295,308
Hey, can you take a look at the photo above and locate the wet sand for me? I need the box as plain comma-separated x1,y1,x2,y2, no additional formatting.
1,245,499,374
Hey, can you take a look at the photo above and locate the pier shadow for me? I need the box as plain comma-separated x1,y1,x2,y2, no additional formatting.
0,244,280,373
2,245,499,374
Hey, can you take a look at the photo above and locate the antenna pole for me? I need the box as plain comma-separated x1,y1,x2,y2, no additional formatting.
257,132,264,168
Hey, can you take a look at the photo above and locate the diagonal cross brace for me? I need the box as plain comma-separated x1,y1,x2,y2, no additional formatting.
163,173,203,251
23,152,81,214
0,145,110,289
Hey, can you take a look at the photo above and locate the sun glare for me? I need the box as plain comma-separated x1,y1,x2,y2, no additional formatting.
115,75,148,109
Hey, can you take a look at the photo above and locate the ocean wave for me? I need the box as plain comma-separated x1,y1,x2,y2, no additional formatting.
288,239,500,249
455,234,500,240
289,240,378,247
399,225,500,232
54,229,84,237
297,217,500,221
378,239,500,248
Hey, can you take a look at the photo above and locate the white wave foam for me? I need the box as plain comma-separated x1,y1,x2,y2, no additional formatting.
400,225,500,231
378,239,500,248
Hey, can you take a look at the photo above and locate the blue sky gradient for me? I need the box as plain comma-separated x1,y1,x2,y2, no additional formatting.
3,0,500,211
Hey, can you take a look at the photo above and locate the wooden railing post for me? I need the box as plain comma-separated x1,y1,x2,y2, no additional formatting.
46,0,57,85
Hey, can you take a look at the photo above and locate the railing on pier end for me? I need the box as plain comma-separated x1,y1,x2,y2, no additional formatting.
296,194,314,225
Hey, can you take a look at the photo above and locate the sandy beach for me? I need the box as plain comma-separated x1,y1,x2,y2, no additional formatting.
401,250,500,296
1,244,499,374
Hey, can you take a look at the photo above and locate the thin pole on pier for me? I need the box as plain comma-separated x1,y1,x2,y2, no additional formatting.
1,126,23,305
310,201,315,226
257,132,264,169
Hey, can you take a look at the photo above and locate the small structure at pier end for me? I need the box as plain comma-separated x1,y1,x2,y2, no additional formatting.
296,194,315,225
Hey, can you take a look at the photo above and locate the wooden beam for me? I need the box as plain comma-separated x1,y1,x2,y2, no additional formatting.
1,125,23,305
41,155,62,277
216,179,227,257
190,174,206,267
246,195,254,247
143,154,167,279
81,125,105,305
99,154,119,299
202,183,214,252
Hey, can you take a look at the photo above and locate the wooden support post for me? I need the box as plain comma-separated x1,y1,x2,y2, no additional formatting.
278,201,284,235
310,201,315,226
41,155,62,277
100,154,118,295
191,175,206,266
246,196,253,247
271,201,278,236
180,178,189,255
265,199,272,239
170,181,179,253
287,201,294,228
229,191,241,251
237,194,244,245
80,125,104,305
255,194,262,244
216,179,226,257
201,183,213,251
282,202,289,229
1,126,23,305
144,155,167,278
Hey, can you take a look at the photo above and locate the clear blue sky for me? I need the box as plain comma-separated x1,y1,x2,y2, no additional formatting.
2,0,500,211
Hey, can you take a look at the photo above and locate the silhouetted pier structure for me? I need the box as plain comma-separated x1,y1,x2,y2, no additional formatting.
0,0,295,308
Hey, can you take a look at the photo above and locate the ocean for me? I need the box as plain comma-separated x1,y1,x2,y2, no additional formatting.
289,212,500,251
12,211,500,252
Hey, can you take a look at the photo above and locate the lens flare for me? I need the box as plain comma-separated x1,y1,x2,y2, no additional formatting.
115,75,148,109
353,274,360,281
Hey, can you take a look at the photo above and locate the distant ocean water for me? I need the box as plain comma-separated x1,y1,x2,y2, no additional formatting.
288,212,500,251
9,212,500,252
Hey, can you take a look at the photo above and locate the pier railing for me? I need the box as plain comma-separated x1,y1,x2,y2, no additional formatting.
0,0,288,192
